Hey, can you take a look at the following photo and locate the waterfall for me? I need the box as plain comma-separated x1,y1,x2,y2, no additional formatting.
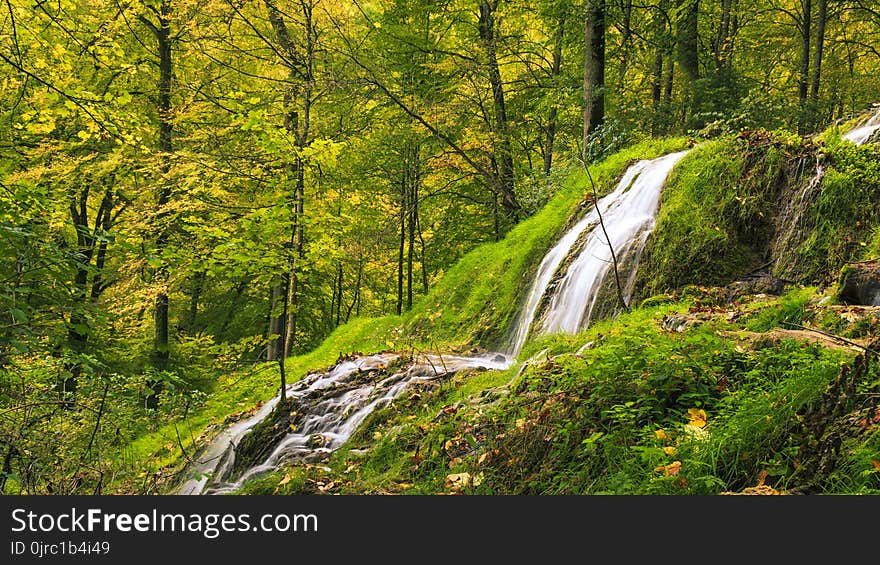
176,149,690,495
505,150,690,352
843,108,880,146
177,352,512,495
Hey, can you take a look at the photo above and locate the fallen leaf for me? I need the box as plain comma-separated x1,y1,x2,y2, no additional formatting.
687,408,707,428
871,460,880,473
279,474,291,486
654,461,682,476
663,446,676,455
655,429,669,440
445,472,472,491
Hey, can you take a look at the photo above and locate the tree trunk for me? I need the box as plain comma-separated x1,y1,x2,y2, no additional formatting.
138,0,174,410
345,258,363,323
59,181,114,401
335,262,343,327
218,277,249,341
416,201,429,295
478,0,520,221
582,0,606,156
618,0,633,87
406,141,419,311
266,280,285,360
809,0,827,127
651,2,668,136
543,9,566,176
396,171,406,316
89,187,113,302
185,269,205,335
263,0,313,360
798,0,812,132
676,0,699,82
715,0,732,67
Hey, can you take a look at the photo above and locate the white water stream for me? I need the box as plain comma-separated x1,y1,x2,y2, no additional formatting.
506,150,690,350
178,352,512,494
843,107,880,146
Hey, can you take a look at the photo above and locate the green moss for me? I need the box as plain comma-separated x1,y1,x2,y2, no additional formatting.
791,143,880,282
636,135,791,297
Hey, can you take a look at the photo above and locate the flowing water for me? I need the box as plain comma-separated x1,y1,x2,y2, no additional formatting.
177,351,512,495
506,150,690,348
843,108,880,145
177,149,691,495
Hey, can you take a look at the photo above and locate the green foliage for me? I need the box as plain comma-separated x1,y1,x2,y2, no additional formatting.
789,143,880,282
741,287,815,332
636,136,783,295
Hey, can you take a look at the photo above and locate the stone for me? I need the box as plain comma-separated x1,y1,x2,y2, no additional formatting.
837,261,880,306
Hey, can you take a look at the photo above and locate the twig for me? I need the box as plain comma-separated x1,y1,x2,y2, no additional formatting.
780,321,879,355
584,166,630,313
431,339,448,373
174,423,193,464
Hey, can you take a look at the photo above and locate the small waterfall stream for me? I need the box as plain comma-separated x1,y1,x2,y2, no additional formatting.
506,150,690,349
178,352,512,495
176,149,690,495
843,107,880,145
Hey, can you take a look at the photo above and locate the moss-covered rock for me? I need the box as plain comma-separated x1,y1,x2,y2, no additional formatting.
838,261,880,306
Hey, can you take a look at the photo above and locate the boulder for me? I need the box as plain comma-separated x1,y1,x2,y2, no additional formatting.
837,261,880,306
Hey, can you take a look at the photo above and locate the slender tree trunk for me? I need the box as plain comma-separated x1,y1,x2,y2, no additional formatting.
59,181,113,400
651,2,668,136
582,0,606,157
809,0,827,128
543,10,566,176
277,272,288,401
676,0,699,82
715,0,732,66
396,169,406,316
89,187,113,302
407,184,415,312
267,280,285,360
185,269,205,335
345,258,363,323
416,203,429,295
798,0,813,132
335,262,344,327
675,0,699,125
138,0,174,410
218,277,249,341
263,0,313,360
478,0,520,221
618,0,633,87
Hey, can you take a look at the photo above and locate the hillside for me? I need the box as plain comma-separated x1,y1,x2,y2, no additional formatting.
152,115,880,496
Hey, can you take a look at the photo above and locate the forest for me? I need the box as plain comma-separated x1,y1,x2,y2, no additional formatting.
1,0,879,496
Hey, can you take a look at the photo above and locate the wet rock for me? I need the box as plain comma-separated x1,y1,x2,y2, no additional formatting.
661,314,698,333
837,261,880,306
726,274,787,300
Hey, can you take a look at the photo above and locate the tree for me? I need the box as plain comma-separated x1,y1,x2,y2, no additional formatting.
583,0,606,151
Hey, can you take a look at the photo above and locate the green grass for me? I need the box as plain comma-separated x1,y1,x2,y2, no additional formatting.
235,290,880,496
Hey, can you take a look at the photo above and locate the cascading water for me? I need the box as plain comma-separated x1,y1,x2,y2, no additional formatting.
178,351,512,495
176,149,690,495
506,150,690,349
843,107,880,145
